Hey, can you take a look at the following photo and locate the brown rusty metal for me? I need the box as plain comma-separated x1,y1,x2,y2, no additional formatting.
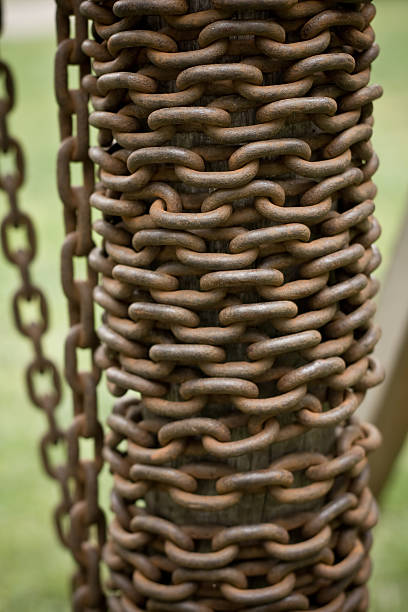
82,0,384,610
55,1,106,608
1,0,385,610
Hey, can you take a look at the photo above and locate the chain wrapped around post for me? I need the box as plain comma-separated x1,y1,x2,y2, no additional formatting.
82,0,384,610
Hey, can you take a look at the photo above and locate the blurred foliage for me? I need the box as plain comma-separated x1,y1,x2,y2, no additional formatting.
0,2,408,610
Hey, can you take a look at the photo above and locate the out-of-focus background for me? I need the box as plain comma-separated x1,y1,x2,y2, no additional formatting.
0,1,407,610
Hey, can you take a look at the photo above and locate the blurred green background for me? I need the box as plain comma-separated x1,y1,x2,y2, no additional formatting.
0,1,408,610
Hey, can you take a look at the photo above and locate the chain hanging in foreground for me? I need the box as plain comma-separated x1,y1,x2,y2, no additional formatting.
82,0,385,610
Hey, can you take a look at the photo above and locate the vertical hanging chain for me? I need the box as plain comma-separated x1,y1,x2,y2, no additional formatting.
0,0,68,516
0,1,105,609
55,0,106,609
0,0,72,570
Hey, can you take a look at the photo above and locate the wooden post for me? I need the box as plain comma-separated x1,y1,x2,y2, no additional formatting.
360,208,408,497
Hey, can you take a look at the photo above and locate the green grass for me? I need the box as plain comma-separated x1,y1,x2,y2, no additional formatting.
1,2,408,609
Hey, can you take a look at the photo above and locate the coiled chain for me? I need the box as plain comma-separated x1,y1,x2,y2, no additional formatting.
82,0,385,610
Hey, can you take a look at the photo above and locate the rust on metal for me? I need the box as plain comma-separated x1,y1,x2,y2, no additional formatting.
1,0,385,610
56,1,106,608
83,0,384,610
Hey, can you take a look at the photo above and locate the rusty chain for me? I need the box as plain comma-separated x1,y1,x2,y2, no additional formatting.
55,0,106,608
1,0,385,610
0,0,72,580
82,0,384,610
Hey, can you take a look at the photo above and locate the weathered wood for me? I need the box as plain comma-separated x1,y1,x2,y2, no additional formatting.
370,320,408,498
360,207,408,497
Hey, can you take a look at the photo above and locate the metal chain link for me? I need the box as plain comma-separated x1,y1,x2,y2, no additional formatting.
55,0,106,608
1,0,385,609
0,1,105,609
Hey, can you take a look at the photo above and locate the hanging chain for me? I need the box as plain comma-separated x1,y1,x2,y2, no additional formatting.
0,0,70,565
55,0,105,609
0,1,105,609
